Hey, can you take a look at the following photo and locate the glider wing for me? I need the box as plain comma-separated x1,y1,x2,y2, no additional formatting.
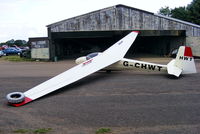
9,31,138,106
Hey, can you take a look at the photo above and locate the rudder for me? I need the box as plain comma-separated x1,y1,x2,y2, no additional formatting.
167,46,196,77
175,46,196,74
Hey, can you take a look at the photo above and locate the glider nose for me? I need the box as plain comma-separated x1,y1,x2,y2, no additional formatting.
75,56,87,64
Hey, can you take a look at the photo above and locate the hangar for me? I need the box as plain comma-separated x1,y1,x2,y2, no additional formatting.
45,4,200,60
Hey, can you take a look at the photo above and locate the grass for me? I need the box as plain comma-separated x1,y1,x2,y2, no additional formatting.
96,128,111,134
1,55,35,62
33,128,52,134
13,129,30,133
13,128,52,134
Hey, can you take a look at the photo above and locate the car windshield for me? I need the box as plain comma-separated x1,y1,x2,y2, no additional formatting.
86,52,99,60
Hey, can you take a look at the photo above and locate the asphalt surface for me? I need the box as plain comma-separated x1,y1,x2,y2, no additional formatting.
0,58,200,134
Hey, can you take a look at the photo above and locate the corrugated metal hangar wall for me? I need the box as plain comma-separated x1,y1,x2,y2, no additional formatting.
47,4,200,60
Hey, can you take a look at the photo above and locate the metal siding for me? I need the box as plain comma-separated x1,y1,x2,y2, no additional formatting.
130,9,140,29
48,5,200,37
154,16,160,30
99,8,116,30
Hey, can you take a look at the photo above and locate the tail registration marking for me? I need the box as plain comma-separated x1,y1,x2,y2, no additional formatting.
179,56,193,61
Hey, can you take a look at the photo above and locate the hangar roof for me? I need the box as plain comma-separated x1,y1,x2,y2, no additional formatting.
47,4,200,36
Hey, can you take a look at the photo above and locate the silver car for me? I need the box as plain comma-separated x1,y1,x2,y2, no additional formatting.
0,50,4,57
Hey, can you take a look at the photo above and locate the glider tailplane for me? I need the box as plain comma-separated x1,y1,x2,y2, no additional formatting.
167,46,196,77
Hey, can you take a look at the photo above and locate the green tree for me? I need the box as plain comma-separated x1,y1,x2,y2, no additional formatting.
6,39,15,46
187,0,200,25
171,7,190,22
158,6,171,16
0,42,6,46
14,40,27,46
158,0,200,25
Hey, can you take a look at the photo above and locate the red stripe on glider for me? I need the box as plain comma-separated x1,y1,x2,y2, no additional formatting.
132,31,140,33
10,97,32,107
184,46,193,57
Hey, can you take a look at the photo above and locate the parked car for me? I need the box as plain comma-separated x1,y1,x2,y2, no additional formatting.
0,50,4,57
3,48,22,56
170,48,178,58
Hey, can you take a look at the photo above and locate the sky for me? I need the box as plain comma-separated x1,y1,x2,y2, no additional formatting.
0,0,193,42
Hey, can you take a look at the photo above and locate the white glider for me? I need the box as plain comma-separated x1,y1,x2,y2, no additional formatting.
6,31,197,107
6,31,139,106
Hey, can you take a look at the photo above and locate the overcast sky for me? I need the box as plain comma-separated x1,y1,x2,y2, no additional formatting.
0,0,192,42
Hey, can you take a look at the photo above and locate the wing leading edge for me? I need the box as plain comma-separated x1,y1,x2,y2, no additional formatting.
9,31,139,106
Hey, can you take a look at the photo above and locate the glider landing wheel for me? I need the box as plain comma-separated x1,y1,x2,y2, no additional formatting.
106,70,111,73
6,92,25,104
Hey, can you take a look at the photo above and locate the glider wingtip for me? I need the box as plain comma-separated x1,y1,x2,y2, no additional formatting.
132,31,140,34
9,97,32,107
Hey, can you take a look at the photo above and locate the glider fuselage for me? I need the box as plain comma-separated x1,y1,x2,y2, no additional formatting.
105,58,167,72
75,55,167,73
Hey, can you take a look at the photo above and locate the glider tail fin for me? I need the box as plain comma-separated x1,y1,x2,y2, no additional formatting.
167,46,196,77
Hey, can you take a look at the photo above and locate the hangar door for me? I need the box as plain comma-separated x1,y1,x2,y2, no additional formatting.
50,30,185,60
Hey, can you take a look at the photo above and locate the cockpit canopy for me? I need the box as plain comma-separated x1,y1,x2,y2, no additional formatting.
86,52,100,60
75,52,102,64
